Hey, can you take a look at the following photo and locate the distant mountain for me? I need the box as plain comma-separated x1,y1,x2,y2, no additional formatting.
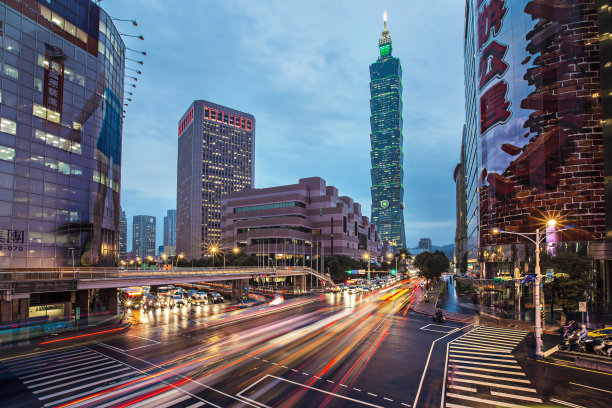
432,244,454,259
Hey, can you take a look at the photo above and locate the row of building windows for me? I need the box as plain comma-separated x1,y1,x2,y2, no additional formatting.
237,225,312,234
233,201,306,213
203,106,252,131
92,170,119,192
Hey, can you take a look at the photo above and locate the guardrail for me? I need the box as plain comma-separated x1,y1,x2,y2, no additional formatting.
0,266,335,285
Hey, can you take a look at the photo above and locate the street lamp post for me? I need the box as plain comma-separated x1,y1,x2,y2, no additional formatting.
492,219,572,359
363,253,371,283
68,247,76,279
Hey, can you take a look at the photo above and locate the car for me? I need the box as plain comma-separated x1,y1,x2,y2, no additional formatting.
208,292,224,303
588,327,612,338
142,294,162,310
191,292,209,305
347,286,356,294
172,295,186,307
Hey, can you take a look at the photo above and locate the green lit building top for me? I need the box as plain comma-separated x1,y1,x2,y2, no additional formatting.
369,12,406,249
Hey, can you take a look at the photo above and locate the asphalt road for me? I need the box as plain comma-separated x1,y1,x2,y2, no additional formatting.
0,280,470,408
4,280,609,408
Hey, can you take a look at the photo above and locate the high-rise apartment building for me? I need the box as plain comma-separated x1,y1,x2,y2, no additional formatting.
369,12,406,249
0,0,124,269
163,209,176,247
176,100,254,260
457,0,612,312
132,215,156,259
119,209,127,258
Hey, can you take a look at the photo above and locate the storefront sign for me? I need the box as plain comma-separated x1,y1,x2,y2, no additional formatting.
29,303,65,319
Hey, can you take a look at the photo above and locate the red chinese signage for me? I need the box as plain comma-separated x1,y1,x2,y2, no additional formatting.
478,0,510,135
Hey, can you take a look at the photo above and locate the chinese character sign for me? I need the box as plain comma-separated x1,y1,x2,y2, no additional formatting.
44,51,64,115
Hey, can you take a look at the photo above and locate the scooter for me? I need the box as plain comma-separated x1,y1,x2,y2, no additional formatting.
433,313,445,324
558,331,586,352
594,336,612,356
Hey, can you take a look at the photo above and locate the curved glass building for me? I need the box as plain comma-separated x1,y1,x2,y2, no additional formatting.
369,13,406,249
0,0,125,268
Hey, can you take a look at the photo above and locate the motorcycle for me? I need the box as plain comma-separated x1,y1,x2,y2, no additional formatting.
558,331,586,352
433,312,445,324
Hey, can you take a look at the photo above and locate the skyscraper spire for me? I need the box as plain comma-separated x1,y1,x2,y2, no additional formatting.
379,11,392,57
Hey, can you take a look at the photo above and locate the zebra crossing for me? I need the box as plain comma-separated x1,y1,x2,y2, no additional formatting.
1,347,207,408
445,326,546,408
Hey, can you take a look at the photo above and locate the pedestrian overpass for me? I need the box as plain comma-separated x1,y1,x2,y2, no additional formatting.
0,266,334,324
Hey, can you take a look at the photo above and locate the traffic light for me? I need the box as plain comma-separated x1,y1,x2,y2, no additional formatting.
391,269,396,275
347,270,352,275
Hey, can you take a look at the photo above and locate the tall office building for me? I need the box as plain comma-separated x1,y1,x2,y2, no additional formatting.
176,100,254,260
132,215,155,259
119,209,127,258
418,238,432,252
369,12,406,249
0,0,124,269
163,209,176,247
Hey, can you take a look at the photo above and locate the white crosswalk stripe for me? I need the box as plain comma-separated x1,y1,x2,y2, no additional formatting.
3,347,209,408
445,326,547,407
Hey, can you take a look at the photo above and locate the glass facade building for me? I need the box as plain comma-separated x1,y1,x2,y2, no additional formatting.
176,100,254,260
132,215,155,259
369,15,406,249
0,0,124,268
458,0,612,314
119,208,126,258
163,208,176,247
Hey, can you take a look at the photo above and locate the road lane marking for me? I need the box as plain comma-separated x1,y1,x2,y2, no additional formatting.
448,353,516,363
446,392,525,408
2,348,88,366
449,345,513,355
451,378,536,392
38,371,135,400
23,360,117,385
367,392,378,397
453,365,526,376
413,324,468,408
401,404,411,407
448,384,476,392
42,375,148,407
448,359,521,369
490,390,542,403
185,403,206,408
128,390,181,408
271,362,277,365
32,367,132,393
445,403,474,408
550,398,587,408
339,384,347,387
447,370,531,383
384,397,393,401
12,352,99,373
8,350,93,370
314,376,321,379
254,357,260,359
147,395,191,408
354,388,362,391
282,365,288,368
569,382,612,394
327,380,334,383
302,372,309,375
19,356,110,377
265,375,384,407
291,369,298,372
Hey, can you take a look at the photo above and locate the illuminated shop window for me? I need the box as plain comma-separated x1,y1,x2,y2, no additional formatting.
0,118,17,135
0,145,15,162
3,63,18,80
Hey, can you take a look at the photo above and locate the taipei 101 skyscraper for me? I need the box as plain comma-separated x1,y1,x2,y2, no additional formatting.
369,12,406,249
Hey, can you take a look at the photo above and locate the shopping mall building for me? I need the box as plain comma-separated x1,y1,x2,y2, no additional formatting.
456,0,612,315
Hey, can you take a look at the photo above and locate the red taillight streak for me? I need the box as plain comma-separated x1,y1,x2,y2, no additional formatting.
40,327,125,345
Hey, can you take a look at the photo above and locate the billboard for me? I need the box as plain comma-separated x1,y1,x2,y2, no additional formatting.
475,0,605,248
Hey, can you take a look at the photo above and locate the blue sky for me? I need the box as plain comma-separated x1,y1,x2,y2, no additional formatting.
102,0,465,251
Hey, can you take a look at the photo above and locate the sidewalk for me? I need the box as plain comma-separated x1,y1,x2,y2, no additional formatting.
412,281,474,323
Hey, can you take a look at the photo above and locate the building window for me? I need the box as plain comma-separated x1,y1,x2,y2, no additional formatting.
0,145,15,162
33,104,61,124
0,118,17,135
3,63,19,80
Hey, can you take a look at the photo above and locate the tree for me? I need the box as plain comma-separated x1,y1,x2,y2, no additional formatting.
414,251,449,280
528,251,591,323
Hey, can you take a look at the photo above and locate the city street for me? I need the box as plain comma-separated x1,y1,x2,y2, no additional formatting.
1,279,611,408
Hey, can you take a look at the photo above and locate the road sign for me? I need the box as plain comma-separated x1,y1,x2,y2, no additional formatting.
579,302,587,312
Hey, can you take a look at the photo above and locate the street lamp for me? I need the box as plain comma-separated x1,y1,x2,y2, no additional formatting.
363,253,371,283
68,247,76,279
210,246,226,268
492,219,573,359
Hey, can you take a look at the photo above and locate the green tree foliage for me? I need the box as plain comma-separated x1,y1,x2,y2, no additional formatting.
324,255,362,283
414,250,449,280
528,251,591,314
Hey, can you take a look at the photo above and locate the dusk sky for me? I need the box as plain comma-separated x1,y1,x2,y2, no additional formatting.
102,0,465,251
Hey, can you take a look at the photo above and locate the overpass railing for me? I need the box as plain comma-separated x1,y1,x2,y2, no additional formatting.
0,266,335,284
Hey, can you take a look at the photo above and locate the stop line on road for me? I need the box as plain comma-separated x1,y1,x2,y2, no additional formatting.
444,326,546,407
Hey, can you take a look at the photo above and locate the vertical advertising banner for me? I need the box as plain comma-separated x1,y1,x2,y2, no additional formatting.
476,0,604,248
44,45,64,115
